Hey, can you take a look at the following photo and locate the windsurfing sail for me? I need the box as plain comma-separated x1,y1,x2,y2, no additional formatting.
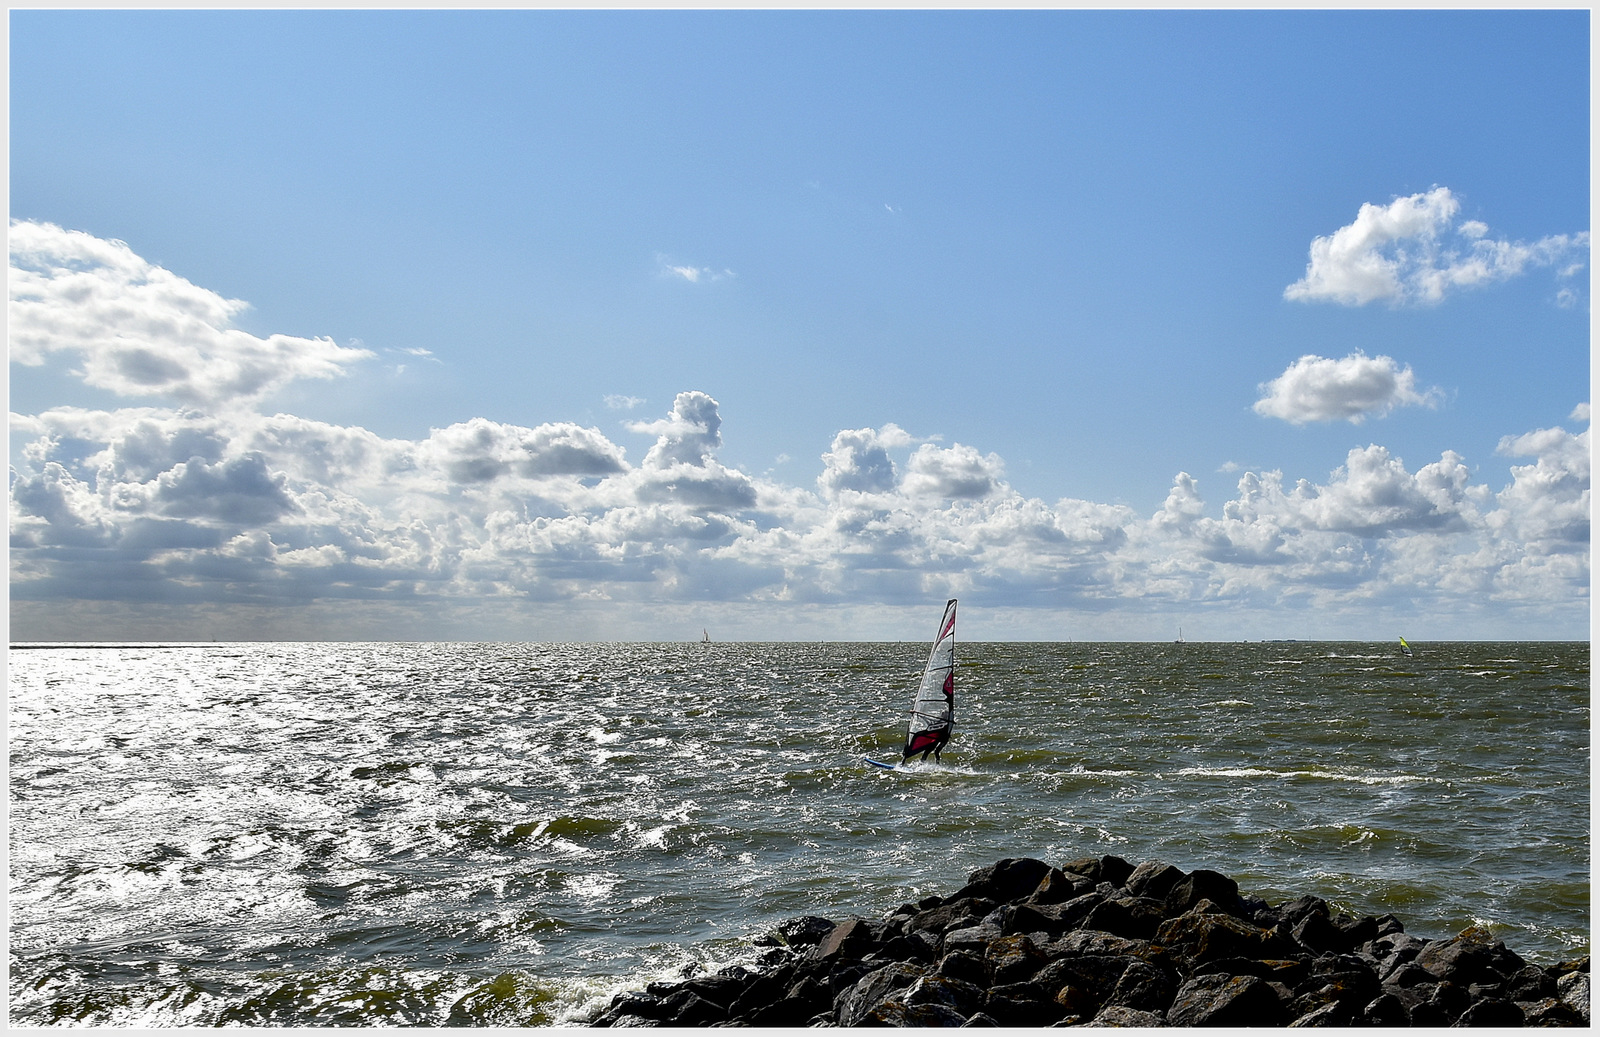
702,628,710,643
902,599,957,762
1399,636,1413,657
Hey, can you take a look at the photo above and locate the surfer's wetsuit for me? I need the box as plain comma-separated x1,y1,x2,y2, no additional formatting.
910,728,950,764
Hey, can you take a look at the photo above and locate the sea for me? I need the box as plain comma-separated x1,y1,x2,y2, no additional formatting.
7,639,1590,1027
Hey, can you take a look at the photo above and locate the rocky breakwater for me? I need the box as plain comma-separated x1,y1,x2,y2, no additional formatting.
588,856,1589,1027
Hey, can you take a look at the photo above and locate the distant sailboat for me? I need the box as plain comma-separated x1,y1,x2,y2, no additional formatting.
1399,636,1413,657
701,628,711,644
1175,627,1185,644
867,599,957,770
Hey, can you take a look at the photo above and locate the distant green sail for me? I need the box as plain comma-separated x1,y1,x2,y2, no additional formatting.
1399,636,1413,657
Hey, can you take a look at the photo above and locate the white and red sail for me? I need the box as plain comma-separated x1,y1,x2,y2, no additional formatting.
902,599,957,761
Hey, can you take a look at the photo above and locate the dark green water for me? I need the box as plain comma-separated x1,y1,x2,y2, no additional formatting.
8,640,1588,1025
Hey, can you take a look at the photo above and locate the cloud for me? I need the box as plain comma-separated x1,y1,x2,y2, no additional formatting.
1254,351,1442,424
604,394,646,411
818,424,911,497
628,391,725,468
9,220,373,407
8,225,1589,638
656,254,735,284
1491,414,1591,551
902,442,1006,500
419,418,628,484
1284,187,1589,306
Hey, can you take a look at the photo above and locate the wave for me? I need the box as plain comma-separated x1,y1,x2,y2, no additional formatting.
1171,766,1444,786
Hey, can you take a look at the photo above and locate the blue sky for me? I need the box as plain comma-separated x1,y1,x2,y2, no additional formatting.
9,9,1590,641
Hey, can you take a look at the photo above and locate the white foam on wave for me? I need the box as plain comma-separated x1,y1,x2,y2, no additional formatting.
1173,766,1441,786
891,760,983,776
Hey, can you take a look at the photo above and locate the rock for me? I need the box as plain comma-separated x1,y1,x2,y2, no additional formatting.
1164,869,1240,916
1517,996,1586,1025
877,933,937,964
762,915,837,949
1291,910,1346,955
1333,913,1380,951
1102,959,1175,1014
1369,930,1429,967
1167,973,1289,1027
1454,997,1524,1026
1041,890,1109,932
1414,928,1504,987
1124,860,1186,901
1407,1000,1453,1026
1558,969,1590,1023
1361,991,1410,1026
1208,956,1309,988
953,858,1056,904
1086,1004,1167,1026
725,968,793,1022
1083,896,1167,940
1297,953,1381,1008
1424,978,1474,1024
1276,894,1332,927
657,989,723,1026
1035,954,1135,1008
942,923,1003,957
1505,963,1556,1001
1049,928,1152,960
811,918,880,962
985,934,1047,985
1382,959,1439,990
1059,857,1104,883
908,898,999,938
593,991,667,1027
1154,911,1283,970
1007,901,1074,938
959,1010,1001,1026
778,975,833,1019
834,961,926,1027
1179,897,1229,918
933,950,990,987
679,970,752,1010
859,1000,967,1026
1097,855,1135,888
1028,867,1094,905
980,986,1063,1027
903,974,987,1018
1287,1000,1347,1026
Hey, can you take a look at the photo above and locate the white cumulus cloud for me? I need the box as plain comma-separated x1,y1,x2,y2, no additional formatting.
1254,351,1441,425
9,220,373,407
1284,187,1588,306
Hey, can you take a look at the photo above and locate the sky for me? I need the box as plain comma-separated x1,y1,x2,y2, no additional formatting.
8,8,1591,642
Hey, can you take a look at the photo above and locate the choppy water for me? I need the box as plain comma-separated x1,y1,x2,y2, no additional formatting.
8,639,1589,1026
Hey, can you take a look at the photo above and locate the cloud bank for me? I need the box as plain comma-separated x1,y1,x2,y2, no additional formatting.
1284,187,1589,307
9,222,1590,640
